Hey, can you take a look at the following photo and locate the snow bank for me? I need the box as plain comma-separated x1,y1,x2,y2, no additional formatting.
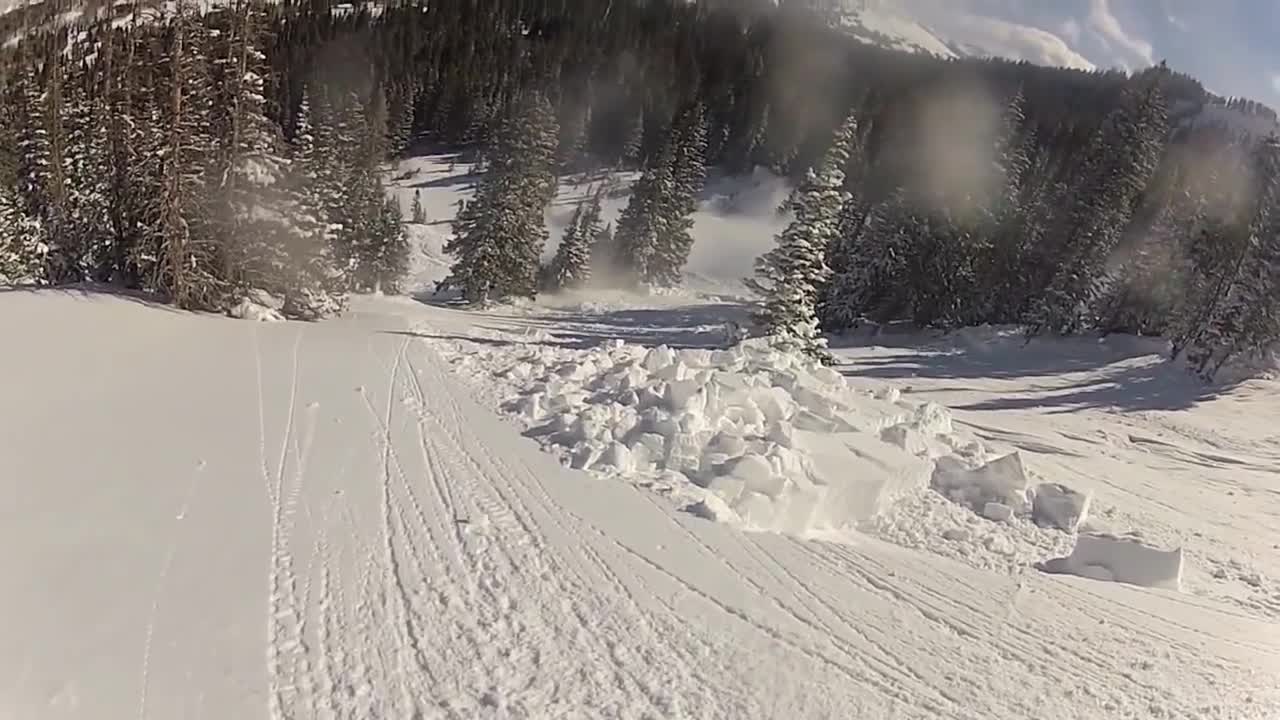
1040,533,1184,591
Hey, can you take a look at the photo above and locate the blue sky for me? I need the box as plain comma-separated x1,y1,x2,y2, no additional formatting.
893,0,1280,108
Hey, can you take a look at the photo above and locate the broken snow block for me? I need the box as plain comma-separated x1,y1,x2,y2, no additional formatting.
880,423,931,457
1040,533,1184,591
800,430,933,529
732,490,779,528
1032,483,1092,532
982,502,1014,523
812,366,844,386
687,493,740,523
642,345,677,372
767,420,795,448
595,442,634,473
653,360,689,382
664,378,706,414
571,443,603,471
665,432,709,476
705,474,746,504
931,452,1031,513
913,402,953,436
708,430,747,457
724,454,780,495
752,386,797,423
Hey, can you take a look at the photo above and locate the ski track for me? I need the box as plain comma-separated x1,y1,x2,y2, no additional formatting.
121,304,1264,720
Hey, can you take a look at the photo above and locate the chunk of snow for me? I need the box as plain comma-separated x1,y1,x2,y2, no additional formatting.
932,452,1031,513
642,346,676,372
686,494,740,523
982,502,1014,523
1032,483,1092,532
802,430,933,529
1040,533,1184,591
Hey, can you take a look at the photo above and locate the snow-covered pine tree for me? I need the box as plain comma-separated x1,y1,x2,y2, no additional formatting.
12,66,54,285
1026,71,1168,336
0,182,47,283
1171,139,1280,377
545,188,603,292
817,108,872,331
149,3,226,310
36,50,75,284
648,103,708,288
411,189,427,224
100,29,150,287
445,93,559,303
219,8,345,319
747,110,856,358
370,196,411,294
62,58,113,282
613,139,673,284
544,203,585,292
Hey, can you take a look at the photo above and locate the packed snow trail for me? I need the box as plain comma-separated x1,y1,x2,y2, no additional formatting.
1,291,1278,720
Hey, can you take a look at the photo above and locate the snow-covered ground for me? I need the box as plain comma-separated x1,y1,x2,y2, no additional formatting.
3,154,1280,719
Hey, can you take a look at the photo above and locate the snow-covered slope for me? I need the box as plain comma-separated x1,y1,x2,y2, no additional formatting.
4,288,1279,719
831,5,957,59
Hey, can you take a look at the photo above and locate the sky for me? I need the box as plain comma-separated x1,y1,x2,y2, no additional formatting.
889,0,1280,108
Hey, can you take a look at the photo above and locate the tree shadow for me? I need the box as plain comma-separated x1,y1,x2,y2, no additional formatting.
0,284,181,312
951,361,1223,413
402,298,750,351
833,332,1241,412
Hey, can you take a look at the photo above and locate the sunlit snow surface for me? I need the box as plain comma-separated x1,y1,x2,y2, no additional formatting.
1,154,1278,719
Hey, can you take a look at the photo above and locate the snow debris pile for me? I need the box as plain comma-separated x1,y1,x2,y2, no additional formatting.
434,326,1190,590
1040,533,1185,591
932,454,1093,531
469,335,994,534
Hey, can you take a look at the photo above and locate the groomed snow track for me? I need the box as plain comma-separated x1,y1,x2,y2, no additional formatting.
1,290,1277,720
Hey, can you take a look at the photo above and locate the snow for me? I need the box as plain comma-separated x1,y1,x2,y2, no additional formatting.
837,6,957,59
5,288,1279,719
1042,533,1186,591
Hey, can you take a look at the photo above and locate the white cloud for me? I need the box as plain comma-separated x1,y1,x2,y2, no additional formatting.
1271,74,1280,96
920,12,1095,71
1087,0,1154,68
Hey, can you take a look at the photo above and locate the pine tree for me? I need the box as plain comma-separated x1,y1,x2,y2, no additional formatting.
613,140,673,285
0,182,46,283
220,11,345,318
545,188,603,292
12,67,55,285
1026,76,1168,336
649,103,708,288
62,60,113,282
747,110,856,358
148,4,226,311
1171,139,1280,377
445,93,559,303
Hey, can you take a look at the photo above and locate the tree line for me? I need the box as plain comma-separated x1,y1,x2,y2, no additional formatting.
3,0,1280,377
0,0,409,318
